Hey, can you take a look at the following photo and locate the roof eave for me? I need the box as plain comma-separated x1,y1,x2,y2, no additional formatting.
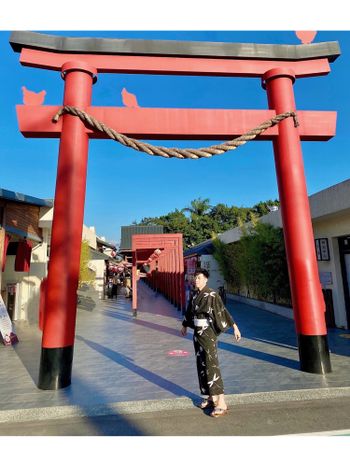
9,31,341,63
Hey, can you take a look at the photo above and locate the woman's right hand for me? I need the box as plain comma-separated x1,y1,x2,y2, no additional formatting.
181,326,188,336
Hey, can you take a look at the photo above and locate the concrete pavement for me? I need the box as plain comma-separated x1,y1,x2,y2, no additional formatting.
1,281,350,431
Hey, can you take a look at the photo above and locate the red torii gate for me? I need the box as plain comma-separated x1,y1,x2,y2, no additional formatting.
10,31,340,390
131,234,185,315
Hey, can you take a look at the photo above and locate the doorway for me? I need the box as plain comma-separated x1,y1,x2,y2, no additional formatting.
6,284,17,321
338,236,350,328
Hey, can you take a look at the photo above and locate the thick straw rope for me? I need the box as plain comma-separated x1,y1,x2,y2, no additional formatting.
53,106,299,160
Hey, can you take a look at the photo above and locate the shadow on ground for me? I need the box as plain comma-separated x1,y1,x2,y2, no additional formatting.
102,309,299,370
76,335,200,403
226,298,350,358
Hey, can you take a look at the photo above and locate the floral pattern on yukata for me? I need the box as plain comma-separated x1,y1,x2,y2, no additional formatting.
182,286,236,396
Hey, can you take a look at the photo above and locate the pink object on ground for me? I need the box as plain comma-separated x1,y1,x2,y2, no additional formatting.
167,350,189,357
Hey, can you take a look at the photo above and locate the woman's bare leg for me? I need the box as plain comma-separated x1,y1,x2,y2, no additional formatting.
215,394,227,410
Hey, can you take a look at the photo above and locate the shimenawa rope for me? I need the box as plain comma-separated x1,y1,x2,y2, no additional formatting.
52,106,299,160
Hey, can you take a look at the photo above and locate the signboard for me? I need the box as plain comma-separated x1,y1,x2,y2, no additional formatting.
185,256,199,306
319,271,333,287
185,256,197,274
0,296,19,346
315,238,330,261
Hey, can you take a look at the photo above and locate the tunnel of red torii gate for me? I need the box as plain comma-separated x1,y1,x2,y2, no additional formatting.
131,233,185,315
9,31,340,390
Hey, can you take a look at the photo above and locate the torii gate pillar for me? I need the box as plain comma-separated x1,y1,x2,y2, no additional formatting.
263,68,331,373
38,61,97,389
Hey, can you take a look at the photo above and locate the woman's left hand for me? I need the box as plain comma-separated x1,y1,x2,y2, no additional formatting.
233,324,241,342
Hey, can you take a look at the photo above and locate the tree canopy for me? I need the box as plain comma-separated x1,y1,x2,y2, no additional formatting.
136,198,280,249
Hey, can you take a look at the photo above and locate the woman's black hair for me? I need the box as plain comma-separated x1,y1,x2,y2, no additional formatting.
194,268,210,278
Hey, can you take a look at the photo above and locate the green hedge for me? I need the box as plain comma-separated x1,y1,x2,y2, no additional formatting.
213,222,291,306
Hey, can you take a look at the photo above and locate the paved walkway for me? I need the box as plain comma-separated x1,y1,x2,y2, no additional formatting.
1,281,350,423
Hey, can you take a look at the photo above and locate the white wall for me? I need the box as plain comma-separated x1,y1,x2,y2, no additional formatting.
0,206,52,324
89,259,105,298
82,225,97,249
312,211,350,328
3,204,105,323
1,244,46,324
1,194,112,323
200,254,225,290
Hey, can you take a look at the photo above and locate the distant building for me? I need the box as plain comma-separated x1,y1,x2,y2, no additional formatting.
184,239,224,292
0,188,114,323
82,226,115,299
96,235,117,257
182,179,350,329
219,178,350,330
118,225,164,262
0,188,53,324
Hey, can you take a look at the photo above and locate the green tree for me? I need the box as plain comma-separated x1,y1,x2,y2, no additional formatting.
210,204,237,231
138,209,192,248
182,197,211,219
79,240,96,288
187,215,217,246
252,199,280,216
137,198,282,250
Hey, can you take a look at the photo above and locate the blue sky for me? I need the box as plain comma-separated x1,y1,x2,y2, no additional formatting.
0,29,349,245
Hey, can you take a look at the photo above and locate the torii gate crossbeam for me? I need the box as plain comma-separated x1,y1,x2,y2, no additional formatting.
9,31,340,390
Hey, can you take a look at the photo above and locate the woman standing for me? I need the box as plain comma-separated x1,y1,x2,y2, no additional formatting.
181,268,241,417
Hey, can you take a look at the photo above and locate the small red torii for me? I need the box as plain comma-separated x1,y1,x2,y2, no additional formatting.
9,31,340,390
131,233,185,316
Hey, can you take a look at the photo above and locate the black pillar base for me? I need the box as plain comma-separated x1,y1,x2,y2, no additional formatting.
297,334,332,374
38,346,74,390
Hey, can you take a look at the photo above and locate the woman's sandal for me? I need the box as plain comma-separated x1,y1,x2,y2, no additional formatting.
197,399,215,409
210,407,228,418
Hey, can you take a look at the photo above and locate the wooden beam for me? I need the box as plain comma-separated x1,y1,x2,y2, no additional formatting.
16,106,337,141
19,48,331,78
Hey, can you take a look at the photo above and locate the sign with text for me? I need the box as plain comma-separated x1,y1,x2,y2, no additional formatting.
319,271,333,287
0,296,19,346
315,238,330,261
185,256,197,275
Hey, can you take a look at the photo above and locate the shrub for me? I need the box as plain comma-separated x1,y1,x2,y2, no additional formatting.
213,222,291,306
